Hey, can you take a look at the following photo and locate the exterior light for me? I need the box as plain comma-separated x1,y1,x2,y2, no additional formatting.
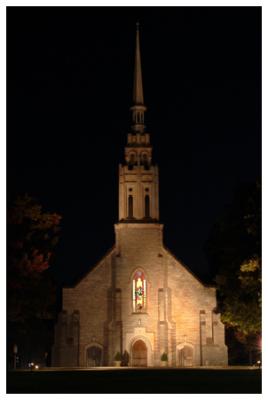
29,362,35,370
35,365,39,369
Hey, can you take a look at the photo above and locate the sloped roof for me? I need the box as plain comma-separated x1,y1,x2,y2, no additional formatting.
163,245,215,288
64,245,116,288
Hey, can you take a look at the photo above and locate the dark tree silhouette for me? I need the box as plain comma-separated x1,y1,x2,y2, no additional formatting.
205,181,261,363
7,194,62,366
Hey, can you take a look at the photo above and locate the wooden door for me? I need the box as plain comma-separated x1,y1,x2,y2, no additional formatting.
132,340,147,366
177,346,193,367
87,346,102,367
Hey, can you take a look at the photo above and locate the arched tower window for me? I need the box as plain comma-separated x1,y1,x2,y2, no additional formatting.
128,195,133,218
130,153,136,165
145,195,150,218
142,153,149,169
128,153,136,170
132,270,147,312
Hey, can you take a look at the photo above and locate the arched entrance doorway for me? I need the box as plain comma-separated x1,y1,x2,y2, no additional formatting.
86,345,102,367
177,345,193,367
132,339,148,366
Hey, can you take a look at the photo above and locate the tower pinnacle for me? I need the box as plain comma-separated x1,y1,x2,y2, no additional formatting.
131,22,147,133
119,24,159,223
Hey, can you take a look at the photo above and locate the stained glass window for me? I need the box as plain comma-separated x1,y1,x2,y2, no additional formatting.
132,270,147,312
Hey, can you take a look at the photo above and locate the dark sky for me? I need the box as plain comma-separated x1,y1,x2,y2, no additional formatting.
7,7,261,285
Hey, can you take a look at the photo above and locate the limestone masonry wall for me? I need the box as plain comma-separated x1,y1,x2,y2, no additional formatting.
52,224,228,367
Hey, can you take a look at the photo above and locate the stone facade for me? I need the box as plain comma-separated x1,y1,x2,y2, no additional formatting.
52,224,228,367
52,24,228,367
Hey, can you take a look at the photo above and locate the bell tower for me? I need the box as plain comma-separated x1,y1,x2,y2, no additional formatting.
118,23,159,222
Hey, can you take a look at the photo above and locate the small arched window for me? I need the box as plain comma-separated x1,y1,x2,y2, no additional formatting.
128,195,133,218
132,270,147,312
145,195,150,218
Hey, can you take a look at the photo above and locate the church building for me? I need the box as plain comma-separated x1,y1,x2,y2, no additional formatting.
52,25,228,367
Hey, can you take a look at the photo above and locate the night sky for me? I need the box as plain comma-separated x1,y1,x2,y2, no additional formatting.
7,7,261,286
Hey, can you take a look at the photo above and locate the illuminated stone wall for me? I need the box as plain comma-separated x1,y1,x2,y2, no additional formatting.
52,223,228,367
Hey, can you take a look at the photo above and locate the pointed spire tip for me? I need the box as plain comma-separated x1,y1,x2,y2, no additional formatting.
131,20,146,132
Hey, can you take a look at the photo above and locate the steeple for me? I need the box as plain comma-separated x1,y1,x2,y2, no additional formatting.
133,22,144,105
131,22,147,134
118,24,159,223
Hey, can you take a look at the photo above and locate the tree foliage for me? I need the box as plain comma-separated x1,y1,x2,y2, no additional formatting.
205,181,261,343
7,194,62,323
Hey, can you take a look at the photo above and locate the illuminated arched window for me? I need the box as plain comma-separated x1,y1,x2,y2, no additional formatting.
132,270,147,313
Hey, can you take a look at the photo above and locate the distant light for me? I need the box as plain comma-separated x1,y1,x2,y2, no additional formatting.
35,365,39,369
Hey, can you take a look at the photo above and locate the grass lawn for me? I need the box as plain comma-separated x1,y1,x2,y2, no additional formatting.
7,367,261,394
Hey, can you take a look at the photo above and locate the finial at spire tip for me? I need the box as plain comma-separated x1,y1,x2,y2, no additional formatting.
136,21,140,31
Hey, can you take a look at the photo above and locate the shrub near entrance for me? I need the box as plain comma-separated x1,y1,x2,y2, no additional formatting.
161,352,168,366
114,352,122,367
